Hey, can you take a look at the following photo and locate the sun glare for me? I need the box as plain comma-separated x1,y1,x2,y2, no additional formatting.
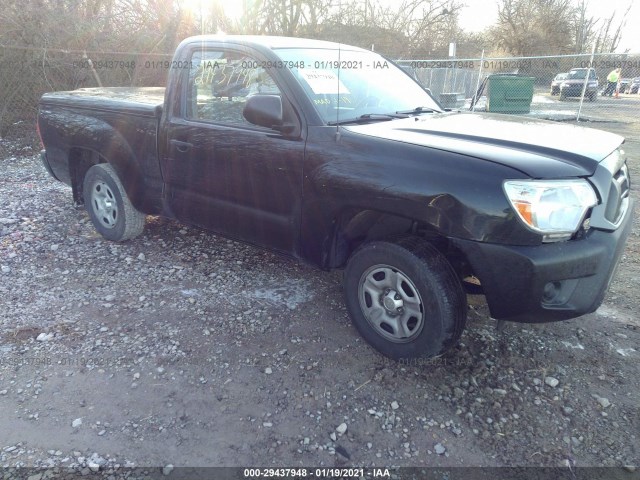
180,0,243,20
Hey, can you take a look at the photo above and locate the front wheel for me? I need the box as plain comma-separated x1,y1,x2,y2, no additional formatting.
83,163,145,241
344,237,467,360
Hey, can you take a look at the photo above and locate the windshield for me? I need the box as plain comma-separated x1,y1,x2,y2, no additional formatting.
568,69,594,80
274,47,441,124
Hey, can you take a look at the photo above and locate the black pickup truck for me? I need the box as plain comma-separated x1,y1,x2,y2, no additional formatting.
37,35,633,361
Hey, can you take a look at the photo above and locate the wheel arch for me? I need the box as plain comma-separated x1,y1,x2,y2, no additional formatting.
68,145,146,212
69,147,101,205
329,208,413,268
328,209,479,291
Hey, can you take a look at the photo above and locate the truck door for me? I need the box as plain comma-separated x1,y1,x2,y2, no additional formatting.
161,48,305,255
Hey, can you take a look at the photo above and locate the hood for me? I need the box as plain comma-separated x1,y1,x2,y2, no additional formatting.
345,112,623,178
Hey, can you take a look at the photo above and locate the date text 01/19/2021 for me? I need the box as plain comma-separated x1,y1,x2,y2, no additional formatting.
243,468,391,478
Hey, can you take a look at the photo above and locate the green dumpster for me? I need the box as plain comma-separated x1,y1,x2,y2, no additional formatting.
486,75,535,113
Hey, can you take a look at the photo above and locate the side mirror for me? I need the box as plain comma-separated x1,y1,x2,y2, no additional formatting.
243,94,283,129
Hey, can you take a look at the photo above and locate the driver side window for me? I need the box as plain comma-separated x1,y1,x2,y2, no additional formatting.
187,50,281,127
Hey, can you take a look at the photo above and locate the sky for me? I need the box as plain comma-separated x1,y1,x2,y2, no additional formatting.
458,0,639,53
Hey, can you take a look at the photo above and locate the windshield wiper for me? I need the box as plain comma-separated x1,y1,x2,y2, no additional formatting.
327,113,409,126
395,106,439,115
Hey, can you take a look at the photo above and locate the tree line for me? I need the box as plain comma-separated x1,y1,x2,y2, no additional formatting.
0,0,632,59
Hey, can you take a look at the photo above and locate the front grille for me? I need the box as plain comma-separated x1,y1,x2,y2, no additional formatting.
605,162,630,223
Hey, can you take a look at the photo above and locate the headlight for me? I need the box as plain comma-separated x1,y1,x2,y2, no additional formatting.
503,179,598,242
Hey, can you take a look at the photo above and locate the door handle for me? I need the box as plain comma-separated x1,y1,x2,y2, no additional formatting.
171,139,192,153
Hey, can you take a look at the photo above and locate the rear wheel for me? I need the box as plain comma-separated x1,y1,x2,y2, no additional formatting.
83,163,145,241
344,237,467,360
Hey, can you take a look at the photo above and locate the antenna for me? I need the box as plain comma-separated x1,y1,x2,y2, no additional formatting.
335,0,342,140
336,42,341,139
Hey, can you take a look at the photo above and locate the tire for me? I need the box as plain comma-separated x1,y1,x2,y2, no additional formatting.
344,237,467,360
82,163,145,241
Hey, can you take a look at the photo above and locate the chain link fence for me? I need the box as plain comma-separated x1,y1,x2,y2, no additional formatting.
398,52,640,123
1,45,639,136
0,45,172,136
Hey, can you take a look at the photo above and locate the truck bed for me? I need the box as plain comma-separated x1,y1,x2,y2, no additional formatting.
38,86,165,214
40,87,165,116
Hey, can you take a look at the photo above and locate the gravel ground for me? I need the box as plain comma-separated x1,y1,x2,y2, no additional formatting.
0,120,639,476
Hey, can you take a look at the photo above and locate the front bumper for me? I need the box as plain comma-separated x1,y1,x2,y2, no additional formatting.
453,198,634,323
